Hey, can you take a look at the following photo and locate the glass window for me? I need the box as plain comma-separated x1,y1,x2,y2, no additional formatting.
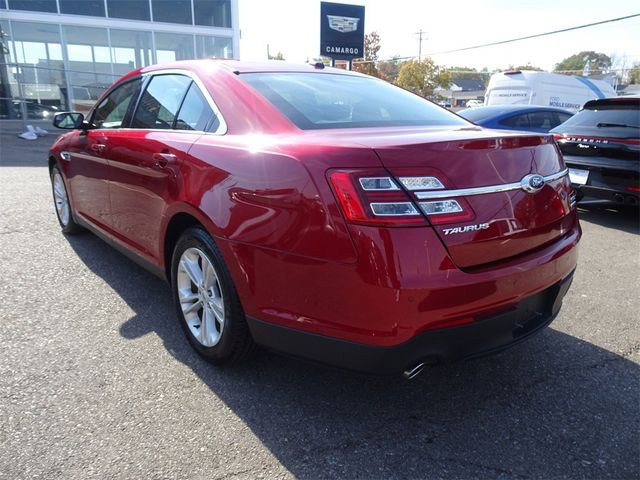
0,1,6,8
59,0,105,16
175,83,213,131
554,103,640,137
556,112,572,125
0,19,14,119
8,0,57,13
528,111,553,130
500,114,530,128
107,0,150,21
0,19,11,61
132,74,191,129
241,72,468,130
154,32,194,62
8,22,69,117
109,29,152,77
194,0,231,27
92,78,141,129
63,26,116,113
152,0,192,24
195,35,232,59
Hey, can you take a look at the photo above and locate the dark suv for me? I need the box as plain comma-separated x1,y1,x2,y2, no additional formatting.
551,97,640,206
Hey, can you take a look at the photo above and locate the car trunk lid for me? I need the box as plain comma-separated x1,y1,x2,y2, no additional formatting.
367,129,574,268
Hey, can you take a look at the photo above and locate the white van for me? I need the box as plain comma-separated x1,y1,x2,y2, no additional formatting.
484,71,616,113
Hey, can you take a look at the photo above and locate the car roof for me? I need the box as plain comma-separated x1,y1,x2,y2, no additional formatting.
582,97,640,109
133,58,361,77
461,105,572,115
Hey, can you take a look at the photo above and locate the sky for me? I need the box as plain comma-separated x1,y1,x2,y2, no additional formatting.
238,0,640,73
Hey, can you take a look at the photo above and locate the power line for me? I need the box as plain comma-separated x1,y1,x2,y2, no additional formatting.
424,13,640,56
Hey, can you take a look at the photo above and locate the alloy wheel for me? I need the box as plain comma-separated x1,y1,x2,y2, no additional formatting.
176,247,225,347
52,172,70,226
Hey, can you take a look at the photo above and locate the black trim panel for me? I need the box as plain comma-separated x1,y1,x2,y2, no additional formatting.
247,271,575,375
76,215,168,282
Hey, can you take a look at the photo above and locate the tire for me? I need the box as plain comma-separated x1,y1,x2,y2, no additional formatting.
171,227,254,365
50,165,82,234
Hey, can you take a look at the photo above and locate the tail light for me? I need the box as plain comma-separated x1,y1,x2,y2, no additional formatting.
328,170,426,226
328,168,475,227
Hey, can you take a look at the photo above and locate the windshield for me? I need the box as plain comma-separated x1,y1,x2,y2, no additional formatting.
241,72,469,130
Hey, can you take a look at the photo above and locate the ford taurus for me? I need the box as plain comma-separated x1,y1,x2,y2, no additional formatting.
49,60,580,378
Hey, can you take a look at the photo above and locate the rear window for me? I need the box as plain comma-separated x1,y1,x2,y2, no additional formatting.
558,101,639,136
240,72,468,130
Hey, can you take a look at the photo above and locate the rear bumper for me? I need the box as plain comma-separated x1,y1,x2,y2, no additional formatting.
564,154,640,204
247,270,575,375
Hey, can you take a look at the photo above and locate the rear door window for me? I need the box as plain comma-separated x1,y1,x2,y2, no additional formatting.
556,112,572,125
175,83,214,131
528,111,554,130
132,74,191,129
500,113,530,128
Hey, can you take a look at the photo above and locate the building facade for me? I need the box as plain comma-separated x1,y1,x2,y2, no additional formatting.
0,0,239,119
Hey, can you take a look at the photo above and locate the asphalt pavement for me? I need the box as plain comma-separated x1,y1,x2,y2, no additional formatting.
0,126,638,479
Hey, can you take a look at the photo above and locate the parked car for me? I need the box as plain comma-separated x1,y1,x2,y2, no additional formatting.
459,105,573,133
0,100,60,120
551,97,640,206
465,99,483,108
49,60,580,377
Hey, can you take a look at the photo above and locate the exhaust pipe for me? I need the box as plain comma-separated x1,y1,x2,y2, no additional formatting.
614,194,624,204
403,362,425,380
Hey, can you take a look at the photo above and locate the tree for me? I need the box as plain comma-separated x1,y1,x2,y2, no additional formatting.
353,31,381,77
554,51,612,75
268,51,285,61
447,66,482,81
378,56,402,83
396,58,450,98
628,62,640,84
507,63,544,71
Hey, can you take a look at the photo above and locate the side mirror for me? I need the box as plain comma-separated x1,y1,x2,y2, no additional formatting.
53,112,86,130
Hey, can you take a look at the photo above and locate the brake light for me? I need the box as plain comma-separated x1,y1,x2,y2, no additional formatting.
626,186,640,192
328,170,427,227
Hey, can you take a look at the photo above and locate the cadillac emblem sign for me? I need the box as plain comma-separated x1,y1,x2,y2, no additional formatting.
327,15,360,33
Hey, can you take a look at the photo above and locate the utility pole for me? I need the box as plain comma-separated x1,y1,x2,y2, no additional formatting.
416,29,427,61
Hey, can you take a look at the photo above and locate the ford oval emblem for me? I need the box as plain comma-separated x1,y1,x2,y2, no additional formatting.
520,174,545,194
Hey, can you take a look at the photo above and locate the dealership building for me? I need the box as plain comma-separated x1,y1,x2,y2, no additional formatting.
0,0,239,119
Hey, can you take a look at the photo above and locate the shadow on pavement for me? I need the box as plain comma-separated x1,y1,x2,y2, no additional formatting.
67,232,639,479
578,204,639,235
0,122,57,167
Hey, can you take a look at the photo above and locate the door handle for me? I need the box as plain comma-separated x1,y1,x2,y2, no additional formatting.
152,152,178,168
91,143,106,154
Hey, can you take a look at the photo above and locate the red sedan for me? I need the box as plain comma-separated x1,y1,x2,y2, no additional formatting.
49,60,580,378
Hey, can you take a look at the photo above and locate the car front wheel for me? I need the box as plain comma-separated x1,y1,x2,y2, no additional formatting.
171,227,254,364
50,165,82,234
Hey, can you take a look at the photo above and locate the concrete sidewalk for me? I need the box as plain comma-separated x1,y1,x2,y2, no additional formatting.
0,120,59,167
